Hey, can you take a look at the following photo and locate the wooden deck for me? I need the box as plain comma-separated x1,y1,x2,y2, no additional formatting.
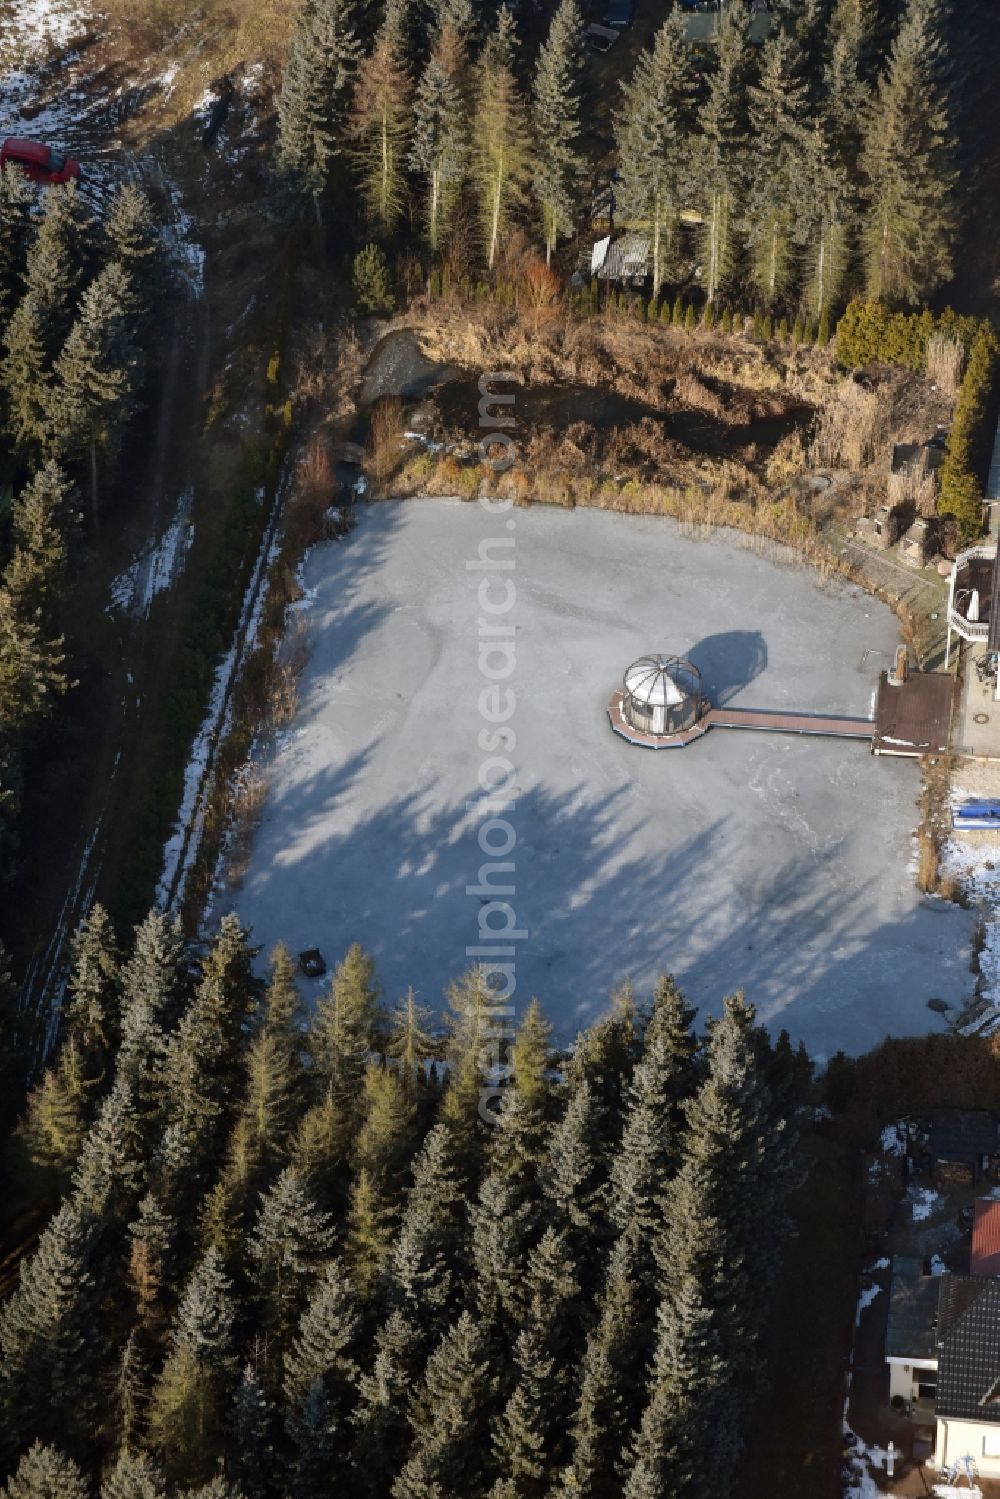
707,706,874,738
608,691,875,748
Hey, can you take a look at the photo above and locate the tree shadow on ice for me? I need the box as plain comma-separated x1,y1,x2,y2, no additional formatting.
225,756,972,1060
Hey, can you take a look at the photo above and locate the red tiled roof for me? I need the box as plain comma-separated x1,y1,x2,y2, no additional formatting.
971,1199,1000,1278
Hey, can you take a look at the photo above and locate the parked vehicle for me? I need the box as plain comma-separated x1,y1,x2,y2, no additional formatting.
0,137,81,185
587,21,620,50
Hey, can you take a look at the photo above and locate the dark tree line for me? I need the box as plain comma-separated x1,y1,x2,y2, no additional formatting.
0,178,166,902
0,908,810,1497
274,0,976,318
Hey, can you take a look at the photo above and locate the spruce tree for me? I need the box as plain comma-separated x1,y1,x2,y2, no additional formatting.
103,183,165,325
353,1309,423,1495
0,1200,99,1458
128,1193,175,1333
63,901,120,1088
387,1120,466,1335
47,261,140,527
100,1450,167,1499
616,14,694,297
532,0,586,266
693,5,749,304
410,39,468,254
276,0,360,220
0,163,32,325
608,976,697,1263
745,33,811,308
249,1167,335,1365
146,1249,237,1487
2,1443,90,1499
560,1235,641,1496
472,7,533,271
622,1275,731,1499
283,1261,360,1488
539,1078,606,1266
860,0,956,302
392,1311,494,1499
225,1366,273,1499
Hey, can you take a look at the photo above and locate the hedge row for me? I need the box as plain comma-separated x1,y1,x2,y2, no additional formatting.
835,297,981,371
938,320,1000,541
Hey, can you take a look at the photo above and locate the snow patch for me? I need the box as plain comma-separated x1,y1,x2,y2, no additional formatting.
909,1185,942,1222
881,1121,907,1156
108,492,194,617
0,0,89,64
855,1284,881,1324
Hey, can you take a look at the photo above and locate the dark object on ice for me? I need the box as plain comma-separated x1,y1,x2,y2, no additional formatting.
298,948,326,978
203,78,235,149
927,997,951,1015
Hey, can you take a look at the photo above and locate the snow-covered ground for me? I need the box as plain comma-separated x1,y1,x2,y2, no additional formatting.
941,777,1000,1028
0,0,90,64
226,499,975,1053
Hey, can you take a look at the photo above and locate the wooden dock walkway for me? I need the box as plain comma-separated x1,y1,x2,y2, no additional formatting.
607,690,875,748
706,706,874,738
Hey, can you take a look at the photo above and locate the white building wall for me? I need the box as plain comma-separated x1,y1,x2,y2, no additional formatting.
936,1417,1000,1478
887,1357,937,1404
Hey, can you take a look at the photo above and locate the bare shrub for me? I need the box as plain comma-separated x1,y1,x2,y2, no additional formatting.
225,762,269,888
926,334,965,398
366,395,405,486
916,829,940,894
674,370,727,419
809,380,884,469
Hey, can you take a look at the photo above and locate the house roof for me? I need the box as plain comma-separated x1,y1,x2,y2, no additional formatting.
590,233,650,282
936,1275,1000,1423
886,1256,940,1360
972,1200,1000,1279
927,1110,1000,1164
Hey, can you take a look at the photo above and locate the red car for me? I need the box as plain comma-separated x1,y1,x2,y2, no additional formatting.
0,137,81,185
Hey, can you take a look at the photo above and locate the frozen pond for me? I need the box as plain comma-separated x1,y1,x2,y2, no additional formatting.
228,499,974,1060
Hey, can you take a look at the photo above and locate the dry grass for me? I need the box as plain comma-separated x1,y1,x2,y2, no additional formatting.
223,762,269,888
366,396,405,487
809,380,886,469
927,335,966,399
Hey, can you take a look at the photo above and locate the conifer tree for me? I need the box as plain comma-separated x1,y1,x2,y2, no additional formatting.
387,987,435,1098
392,1311,494,1499
310,942,379,1114
560,1235,641,1495
387,1121,466,1335
622,1274,731,1499
101,1449,167,1499
249,1167,335,1364
655,995,796,1426
225,1366,273,1499
410,38,468,254
283,1261,360,1488
472,7,533,271
109,1332,149,1459
146,1249,237,1487
276,0,360,220
608,976,697,1262
62,901,119,1087
345,1166,395,1300
540,1078,606,1265
47,261,140,527
3,1443,90,1499
72,1076,145,1218
238,944,306,1180
128,1193,175,1334
0,584,65,733
860,0,956,302
158,916,259,1199
746,33,811,307
532,0,586,265
116,911,185,1135
16,1062,86,1185
289,1087,351,1207
616,14,694,296
693,6,749,303
0,164,32,324
440,965,497,1157
103,184,165,325
353,1309,422,1495
0,1200,99,1457
350,24,412,234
